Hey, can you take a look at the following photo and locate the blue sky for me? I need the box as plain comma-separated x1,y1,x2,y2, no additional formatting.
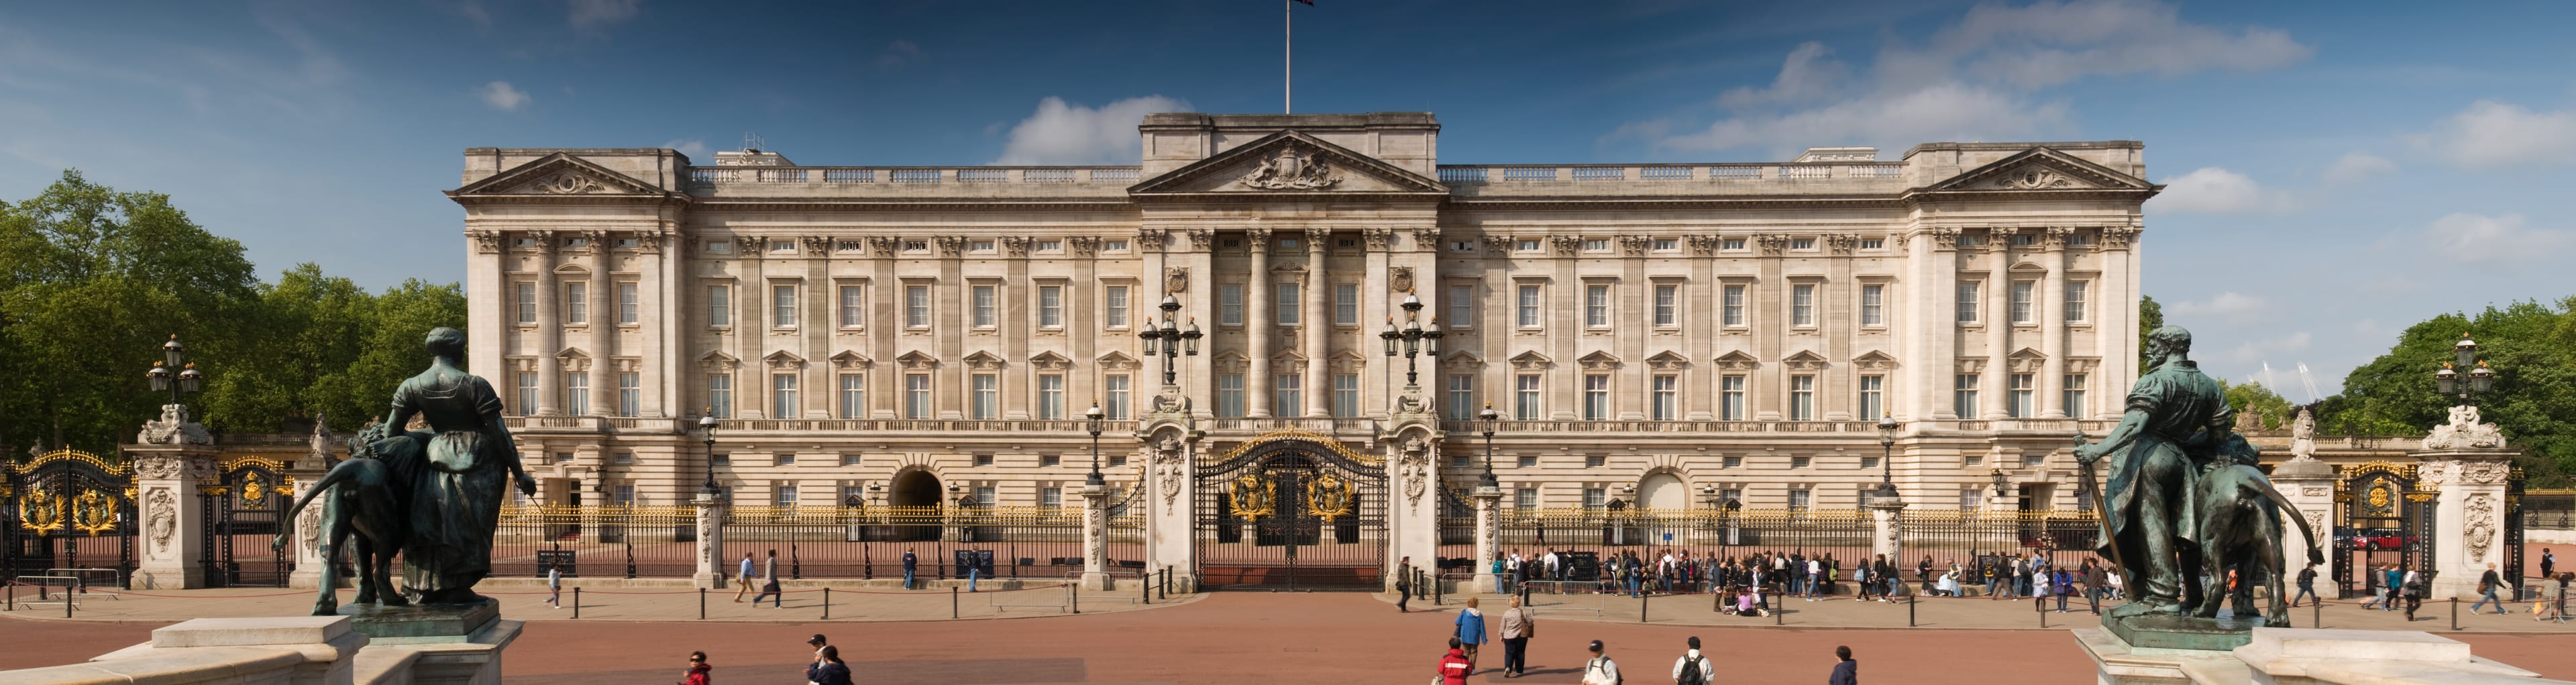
2,1,2570,396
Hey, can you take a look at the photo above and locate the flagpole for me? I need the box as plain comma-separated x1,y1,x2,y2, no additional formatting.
1284,0,1292,113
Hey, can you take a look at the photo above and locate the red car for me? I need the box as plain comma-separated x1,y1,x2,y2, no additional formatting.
2351,529,2412,551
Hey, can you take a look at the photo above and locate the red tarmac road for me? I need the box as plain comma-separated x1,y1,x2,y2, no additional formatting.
9,592,2576,684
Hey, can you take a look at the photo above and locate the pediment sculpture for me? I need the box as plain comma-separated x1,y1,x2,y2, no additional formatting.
1238,146,1341,191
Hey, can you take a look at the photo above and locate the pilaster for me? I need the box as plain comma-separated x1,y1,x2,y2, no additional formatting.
2417,448,2515,599
129,444,217,589
1471,485,1503,593
285,442,335,590
1140,397,1202,592
692,493,727,588
1247,227,1274,418
1081,482,1113,590
2267,456,2336,592
1385,397,1443,592
1869,500,1908,562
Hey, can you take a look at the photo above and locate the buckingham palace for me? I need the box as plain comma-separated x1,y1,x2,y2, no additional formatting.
449,111,2155,531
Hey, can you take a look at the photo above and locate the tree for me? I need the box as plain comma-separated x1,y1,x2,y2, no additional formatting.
2324,298,2576,486
2220,380,2296,431
2138,295,2164,369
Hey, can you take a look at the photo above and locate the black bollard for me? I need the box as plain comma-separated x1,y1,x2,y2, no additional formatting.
2037,596,2045,629
699,587,706,620
2313,596,2321,629
1909,595,1917,627
1072,582,1081,615
823,587,831,620
2451,597,2459,631
1640,591,1650,623
573,587,581,619
953,586,960,619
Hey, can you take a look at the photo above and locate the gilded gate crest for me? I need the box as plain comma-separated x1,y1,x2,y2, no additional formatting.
1230,473,1277,517
1305,472,1353,518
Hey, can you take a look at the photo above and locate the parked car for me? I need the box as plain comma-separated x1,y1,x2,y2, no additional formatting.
2354,528,2412,551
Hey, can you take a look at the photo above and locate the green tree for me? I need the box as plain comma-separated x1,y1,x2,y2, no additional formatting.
2220,380,2294,431
2138,295,2164,369
2324,299,2576,486
198,267,468,433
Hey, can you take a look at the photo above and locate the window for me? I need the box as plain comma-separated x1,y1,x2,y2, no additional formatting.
1653,284,1678,327
1791,284,1815,327
552,451,574,465
515,372,538,416
1862,454,1880,469
1453,452,1471,468
2009,373,2035,418
973,454,995,467
1448,284,1474,328
1956,281,1980,323
616,283,638,324
1790,238,1817,250
2065,280,2088,322
565,372,590,415
1038,286,1063,328
1278,237,1299,251
1953,374,1980,419
1585,455,1607,468
2063,374,2088,419
775,453,798,466
705,239,732,254
564,282,588,325
706,284,730,326
971,284,996,328
618,372,639,417
1518,456,1539,468
2066,232,2094,246
1858,375,1884,420
772,284,797,328
1582,374,1609,420
839,374,865,419
971,374,998,419
1723,456,1743,468
1722,284,1747,327
1721,238,1747,251
2076,489,2094,512
770,239,796,253
2010,233,2038,246
1651,375,1677,420
772,374,798,418
1040,486,1063,511
1036,374,1064,419
1860,284,1885,326
1721,375,1747,420
1102,239,1128,252
1516,284,1542,327
1582,238,1609,252
1789,375,1815,420
1788,488,1811,511
1719,488,1741,505
1446,376,1474,421
1652,238,1678,252
839,285,865,327
1104,375,1130,420
1276,282,1300,326
1792,456,1813,468
969,240,994,253
1585,284,1610,327
904,374,930,419
710,453,731,466
902,240,928,253
1516,238,1542,252
973,486,996,507
708,374,733,418
2023,451,2045,468
1332,374,1359,418
1515,488,1538,510
614,484,636,506
1583,488,1606,509
1275,374,1301,416
1334,283,1358,325
1104,286,1130,327
1514,374,1542,419
905,285,930,328
1034,240,1062,253
1216,374,1245,417
1219,284,1244,326
2010,280,2035,324
1964,453,1983,467
835,240,863,253
1960,488,1983,511
839,454,863,466
1860,237,1885,250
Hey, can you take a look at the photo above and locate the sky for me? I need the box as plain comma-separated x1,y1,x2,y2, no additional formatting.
1,0,2570,397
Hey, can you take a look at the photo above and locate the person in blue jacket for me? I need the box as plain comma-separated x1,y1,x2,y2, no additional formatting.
1454,596,1488,674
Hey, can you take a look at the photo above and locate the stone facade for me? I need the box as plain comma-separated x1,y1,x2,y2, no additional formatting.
449,112,2158,516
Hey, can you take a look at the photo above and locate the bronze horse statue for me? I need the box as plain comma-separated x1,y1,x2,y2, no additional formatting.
2192,434,2324,626
273,420,412,615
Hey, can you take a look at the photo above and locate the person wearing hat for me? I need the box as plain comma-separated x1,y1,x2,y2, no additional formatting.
1581,640,1621,685
1670,637,1711,685
803,635,833,684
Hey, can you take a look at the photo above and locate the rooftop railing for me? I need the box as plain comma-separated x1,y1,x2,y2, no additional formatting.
686,166,1144,187
1438,163,1907,185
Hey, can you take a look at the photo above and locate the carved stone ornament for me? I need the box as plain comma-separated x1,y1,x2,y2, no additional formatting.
1154,436,1186,513
299,497,325,556
1991,167,2082,190
1150,384,1192,414
697,505,720,566
531,172,605,195
2421,404,2506,450
1399,437,1432,505
138,405,214,445
1164,267,1189,295
133,454,186,480
1367,228,1398,252
468,229,502,254
1238,146,1342,191
1388,266,1414,294
2457,460,2512,485
2289,406,2317,460
147,488,177,554
2464,492,2498,563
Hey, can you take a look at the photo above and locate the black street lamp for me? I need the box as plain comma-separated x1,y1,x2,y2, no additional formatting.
1378,292,1442,386
144,333,203,406
1138,295,1201,386
2434,333,2498,404
698,412,722,498
1084,401,1106,487
1873,412,1901,501
1477,403,1501,490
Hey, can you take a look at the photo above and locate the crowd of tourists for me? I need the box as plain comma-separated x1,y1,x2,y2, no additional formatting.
1488,547,2118,613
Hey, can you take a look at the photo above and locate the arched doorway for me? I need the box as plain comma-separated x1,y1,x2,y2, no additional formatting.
1195,431,1388,590
1633,472,1687,547
889,470,943,542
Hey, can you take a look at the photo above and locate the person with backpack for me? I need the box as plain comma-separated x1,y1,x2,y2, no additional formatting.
2290,562,2318,608
1499,595,1534,678
1439,637,1473,685
1455,596,1489,673
2471,562,2511,615
902,549,918,590
1581,640,1622,685
1397,556,1415,613
1670,636,1712,685
2402,567,2425,621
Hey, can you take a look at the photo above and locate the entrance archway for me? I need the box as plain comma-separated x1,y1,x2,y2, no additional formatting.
1195,431,1388,590
2335,462,2433,599
1634,472,1687,546
890,470,943,542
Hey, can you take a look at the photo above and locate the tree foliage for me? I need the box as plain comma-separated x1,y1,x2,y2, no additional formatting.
2322,298,2576,486
2138,295,2163,369
2220,380,2295,431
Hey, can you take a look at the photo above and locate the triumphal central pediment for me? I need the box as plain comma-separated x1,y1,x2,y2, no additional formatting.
1127,129,1447,197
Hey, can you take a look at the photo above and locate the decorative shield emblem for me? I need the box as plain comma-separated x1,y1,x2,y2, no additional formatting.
2365,484,2394,515
70,490,116,535
1230,473,1276,517
241,473,268,509
19,485,64,535
1306,472,1353,518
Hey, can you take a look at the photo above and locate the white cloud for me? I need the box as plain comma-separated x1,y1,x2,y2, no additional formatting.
2320,152,2394,184
2148,166,2291,214
994,95,1192,165
2224,331,2313,366
567,0,639,30
876,40,924,70
2412,100,2576,169
660,138,709,158
2422,213,2573,262
1641,0,2308,156
2171,291,2267,318
477,81,529,111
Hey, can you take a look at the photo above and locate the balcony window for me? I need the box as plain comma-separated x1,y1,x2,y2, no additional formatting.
1514,374,1541,420
1582,374,1609,420
1036,374,1065,420
2009,373,2035,418
618,372,639,417
772,374,798,418
515,372,538,417
1275,374,1301,416
839,374,865,419
1721,375,1746,420
708,374,732,418
2063,374,2088,418
1858,375,1884,420
971,374,998,419
904,374,930,419
1332,374,1359,418
1104,375,1130,420
1216,374,1245,418
1651,375,1677,421
1446,376,1474,421
1953,374,1980,419
1788,375,1815,421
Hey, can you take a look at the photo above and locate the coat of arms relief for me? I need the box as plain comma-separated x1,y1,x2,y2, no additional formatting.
1238,147,1342,191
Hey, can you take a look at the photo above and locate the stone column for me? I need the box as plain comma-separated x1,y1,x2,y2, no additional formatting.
285,446,333,590
2269,455,2337,594
1472,484,1503,593
1081,482,1112,590
1246,228,1273,418
692,492,727,589
1981,233,2008,419
1140,411,1201,592
2039,228,2069,417
2420,449,2516,600
1304,228,1332,418
128,440,215,590
533,234,562,415
1870,499,1907,562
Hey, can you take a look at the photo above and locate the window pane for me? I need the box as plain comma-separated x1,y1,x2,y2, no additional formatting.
707,284,729,325
1216,374,1245,418
2065,280,2088,322
1860,284,1884,326
1276,282,1299,325
1104,375,1130,420
1956,282,1980,323
840,285,864,327
905,374,930,419
1038,374,1064,420
1954,374,1980,418
1723,284,1746,326
1790,375,1815,420
1332,374,1359,418
1792,284,1815,326
1721,375,1746,420
1582,374,1608,420
1446,376,1474,421
1334,284,1358,325
564,282,588,325
618,283,638,324
1448,284,1473,328
1038,286,1063,327
1585,284,1609,327
906,285,930,327
1517,285,1541,327
517,282,537,323
971,374,998,419
2011,281,2035,323
1652,374,1677,421
1105,286,1130,325
619,372,639,417
1654,284,1677,326
1275,374,1301,415
708,374,732,418
972,285,996,327
773,284,797,327
1858,375,1884,419
2063,374,2088,418
1515,374,1541,419
1220,284,1244,325
840,374,865,419
515,372,538,416
773,374,798,418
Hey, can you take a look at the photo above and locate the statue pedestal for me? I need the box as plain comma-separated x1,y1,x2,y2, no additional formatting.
341,596,500,645
2104,613,2264,651
2074,626,2549,685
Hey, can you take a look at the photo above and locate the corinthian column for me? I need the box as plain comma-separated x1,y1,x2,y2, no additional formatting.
1246,228,1274,418
1305,228,1332,417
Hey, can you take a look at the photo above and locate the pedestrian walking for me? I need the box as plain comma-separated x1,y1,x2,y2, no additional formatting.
1396,556,1414,613
806,634,829,660
1455,596,1488,673
2471,562,2511,614
806,645,853,685
2290,562,2318,608
2543,549,2557,583
1581,640,1621,685
1670,636,1711,685
2402,568,2424,621
678,651,710,685
752,549,782,607
902,549,918,590
1499,596,1533,678
1828,645,1858,685
1439,637,1473,685
733,551,753,602
545,564,562,609
1919,556,1935,595
2083,560,2106,614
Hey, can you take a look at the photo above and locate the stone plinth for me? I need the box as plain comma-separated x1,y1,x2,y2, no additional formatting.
1868,498,1907,562
1080,482,1113,591
351,619,522,685
56,615,371,685
127,445,217,590
2075,627,2568,685
341,596,500,644
1470,485,1501,594
692,494,726,589
2106,613,2263,651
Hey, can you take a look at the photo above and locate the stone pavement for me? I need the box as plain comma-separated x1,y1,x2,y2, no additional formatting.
1395,586,2576,632
0,577,1185,624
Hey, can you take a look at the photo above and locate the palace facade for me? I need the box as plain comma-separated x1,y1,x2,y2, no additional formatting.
449,112,2157,519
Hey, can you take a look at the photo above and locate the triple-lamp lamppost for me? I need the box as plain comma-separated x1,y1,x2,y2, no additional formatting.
144,334,203,407
2434,333,2497,405
1138,294,1202,386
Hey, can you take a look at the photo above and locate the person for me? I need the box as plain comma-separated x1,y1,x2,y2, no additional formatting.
1828,645,1857,685
1919,556,1936,595
2361,563,2390,610
752,549,782,607
2385,564,2406,612
1670,636,1712,685
1851,560,1872,602
734,551,754,602
2469,562,2510,615
1440,637,1473,685
1396,556,1414,613
375,327,539,604
2084,560,2107,614
805,645,853,685
1581,640,1621,685
543,564,564,607
2290,562,2318,608
1455,596,1488,672
1499,595,1533,678
2402,567,2424,621
1936,568,1961,597
806,634,829,660
1735,587,1760,616
2053,566,2074,613
2546,572,2572,623
2544,549,2557,582
678,651,710,685
902,549,918,590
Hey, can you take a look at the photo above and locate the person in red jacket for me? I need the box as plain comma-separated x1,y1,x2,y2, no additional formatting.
1439,637,1472,685
679,651,711,685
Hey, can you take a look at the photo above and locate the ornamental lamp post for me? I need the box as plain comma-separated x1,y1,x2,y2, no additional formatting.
1138,295,1200,386
698,412,722,498
145,334,203,405
1379,292,1442,386
1477,403,1501,491
2434,333,2497,403
1084,401,1106,487
1873,412,1901,501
